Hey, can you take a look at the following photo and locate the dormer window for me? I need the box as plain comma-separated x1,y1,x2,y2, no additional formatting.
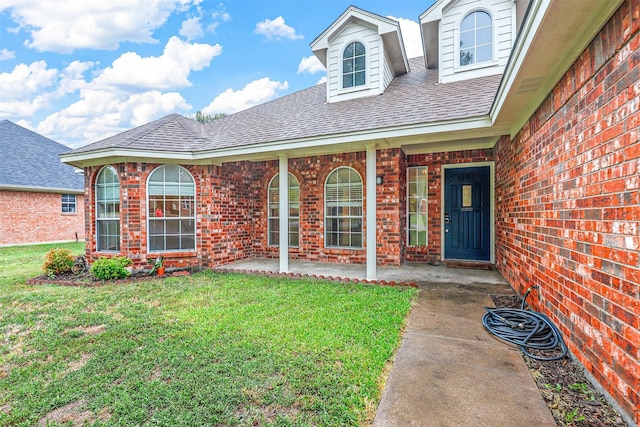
342,42,366,88
460,11,492,66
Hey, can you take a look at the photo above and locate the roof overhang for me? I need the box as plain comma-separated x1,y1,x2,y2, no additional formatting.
310,6,409,76
0,184,84,194
491,0,625,136
61,115,508,168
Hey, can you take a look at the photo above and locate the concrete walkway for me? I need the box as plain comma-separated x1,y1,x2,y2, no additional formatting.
216,259,556,426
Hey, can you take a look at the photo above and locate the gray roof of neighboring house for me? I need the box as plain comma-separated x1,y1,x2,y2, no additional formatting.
68,57,503,155
0,120,84,191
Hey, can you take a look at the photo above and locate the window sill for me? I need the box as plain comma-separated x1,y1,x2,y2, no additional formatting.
338,85,370,95
454,60,499,73
61,212,78,215
147,250,197,257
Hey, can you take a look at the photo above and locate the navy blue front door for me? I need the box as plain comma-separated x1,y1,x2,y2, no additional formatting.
444,166,491,261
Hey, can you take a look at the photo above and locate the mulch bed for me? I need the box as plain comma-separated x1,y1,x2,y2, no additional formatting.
491,295,628,427
27,270,191,287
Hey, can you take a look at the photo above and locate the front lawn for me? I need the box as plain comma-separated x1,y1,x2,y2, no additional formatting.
0,241,85,285
0,245,416,426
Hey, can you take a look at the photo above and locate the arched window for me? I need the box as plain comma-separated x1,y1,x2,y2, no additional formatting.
147,165,195,252
325,167,362,248
268,173,300,247
460,11,492,66
96,166,120,252
342,41,366,88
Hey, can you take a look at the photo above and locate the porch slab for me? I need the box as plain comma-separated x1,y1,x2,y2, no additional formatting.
215,258,556,426
214,257,509,286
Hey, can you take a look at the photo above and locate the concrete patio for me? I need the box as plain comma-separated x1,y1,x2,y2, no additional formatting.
215,258,556,426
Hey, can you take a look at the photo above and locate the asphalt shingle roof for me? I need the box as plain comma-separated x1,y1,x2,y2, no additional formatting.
0,120,84,191
68,57,502,155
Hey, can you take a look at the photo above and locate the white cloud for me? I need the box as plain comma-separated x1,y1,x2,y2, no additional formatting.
180,17,204,41
24,37,220,148
255,16,302,41
317,76,327,85
297,55,325,74
388,16,423,59
211,7,231,22
207,4,231,33
0,61,58,100
202,77,289,115
0,0,202,53
54,60,94,97
38,90,191,147
0,49,16,60
0,97,51,118
96,36,221,90
0,60,96,119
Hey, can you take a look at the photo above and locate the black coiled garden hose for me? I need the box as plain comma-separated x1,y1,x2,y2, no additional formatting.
482,287,568,361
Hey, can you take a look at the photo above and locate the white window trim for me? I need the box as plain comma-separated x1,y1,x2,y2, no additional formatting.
267,172,300,248
454,8,496,72
339,39,369,93
324,166,363,249
406,166,428,247
95,165,120,253
62,193,77,214
146,165,197,253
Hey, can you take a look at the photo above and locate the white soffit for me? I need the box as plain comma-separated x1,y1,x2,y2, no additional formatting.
492,0,625,136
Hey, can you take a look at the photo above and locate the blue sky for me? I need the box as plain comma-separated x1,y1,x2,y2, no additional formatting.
1,1,435,148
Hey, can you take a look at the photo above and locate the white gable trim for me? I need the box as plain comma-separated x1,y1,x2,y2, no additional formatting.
311,6,408,77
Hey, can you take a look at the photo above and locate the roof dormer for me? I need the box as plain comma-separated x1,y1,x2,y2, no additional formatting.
420,0,528,84
310,6,409,104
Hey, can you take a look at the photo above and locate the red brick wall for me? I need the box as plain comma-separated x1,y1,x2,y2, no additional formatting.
248,149,405,266
0,190,85,246
495,1,639,422
83,151,416,270
405,150,495,263
85,162,256,270
250,152,371,265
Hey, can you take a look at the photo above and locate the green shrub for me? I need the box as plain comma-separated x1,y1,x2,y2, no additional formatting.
90,256,133,281
43,249,75,276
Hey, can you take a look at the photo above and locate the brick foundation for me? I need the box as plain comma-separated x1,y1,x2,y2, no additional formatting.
0,190,85,246
495,1,639,422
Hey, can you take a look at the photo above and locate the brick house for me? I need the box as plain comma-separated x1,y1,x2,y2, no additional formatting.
62,0,638,423
0,120,85,246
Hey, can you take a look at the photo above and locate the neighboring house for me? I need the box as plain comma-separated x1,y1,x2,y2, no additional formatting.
0,120,85,246
61,0,638,423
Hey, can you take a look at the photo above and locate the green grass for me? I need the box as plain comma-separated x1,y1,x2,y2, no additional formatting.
0,244,417,426
0,241,85,285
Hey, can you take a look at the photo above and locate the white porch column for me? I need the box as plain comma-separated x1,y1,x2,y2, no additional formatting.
366,143,377,280
279,153,289,273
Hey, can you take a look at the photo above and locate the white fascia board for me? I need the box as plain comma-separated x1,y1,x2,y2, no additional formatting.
60,148,198,167
0,184,84,194
419,0,444,23
490,0,550,125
